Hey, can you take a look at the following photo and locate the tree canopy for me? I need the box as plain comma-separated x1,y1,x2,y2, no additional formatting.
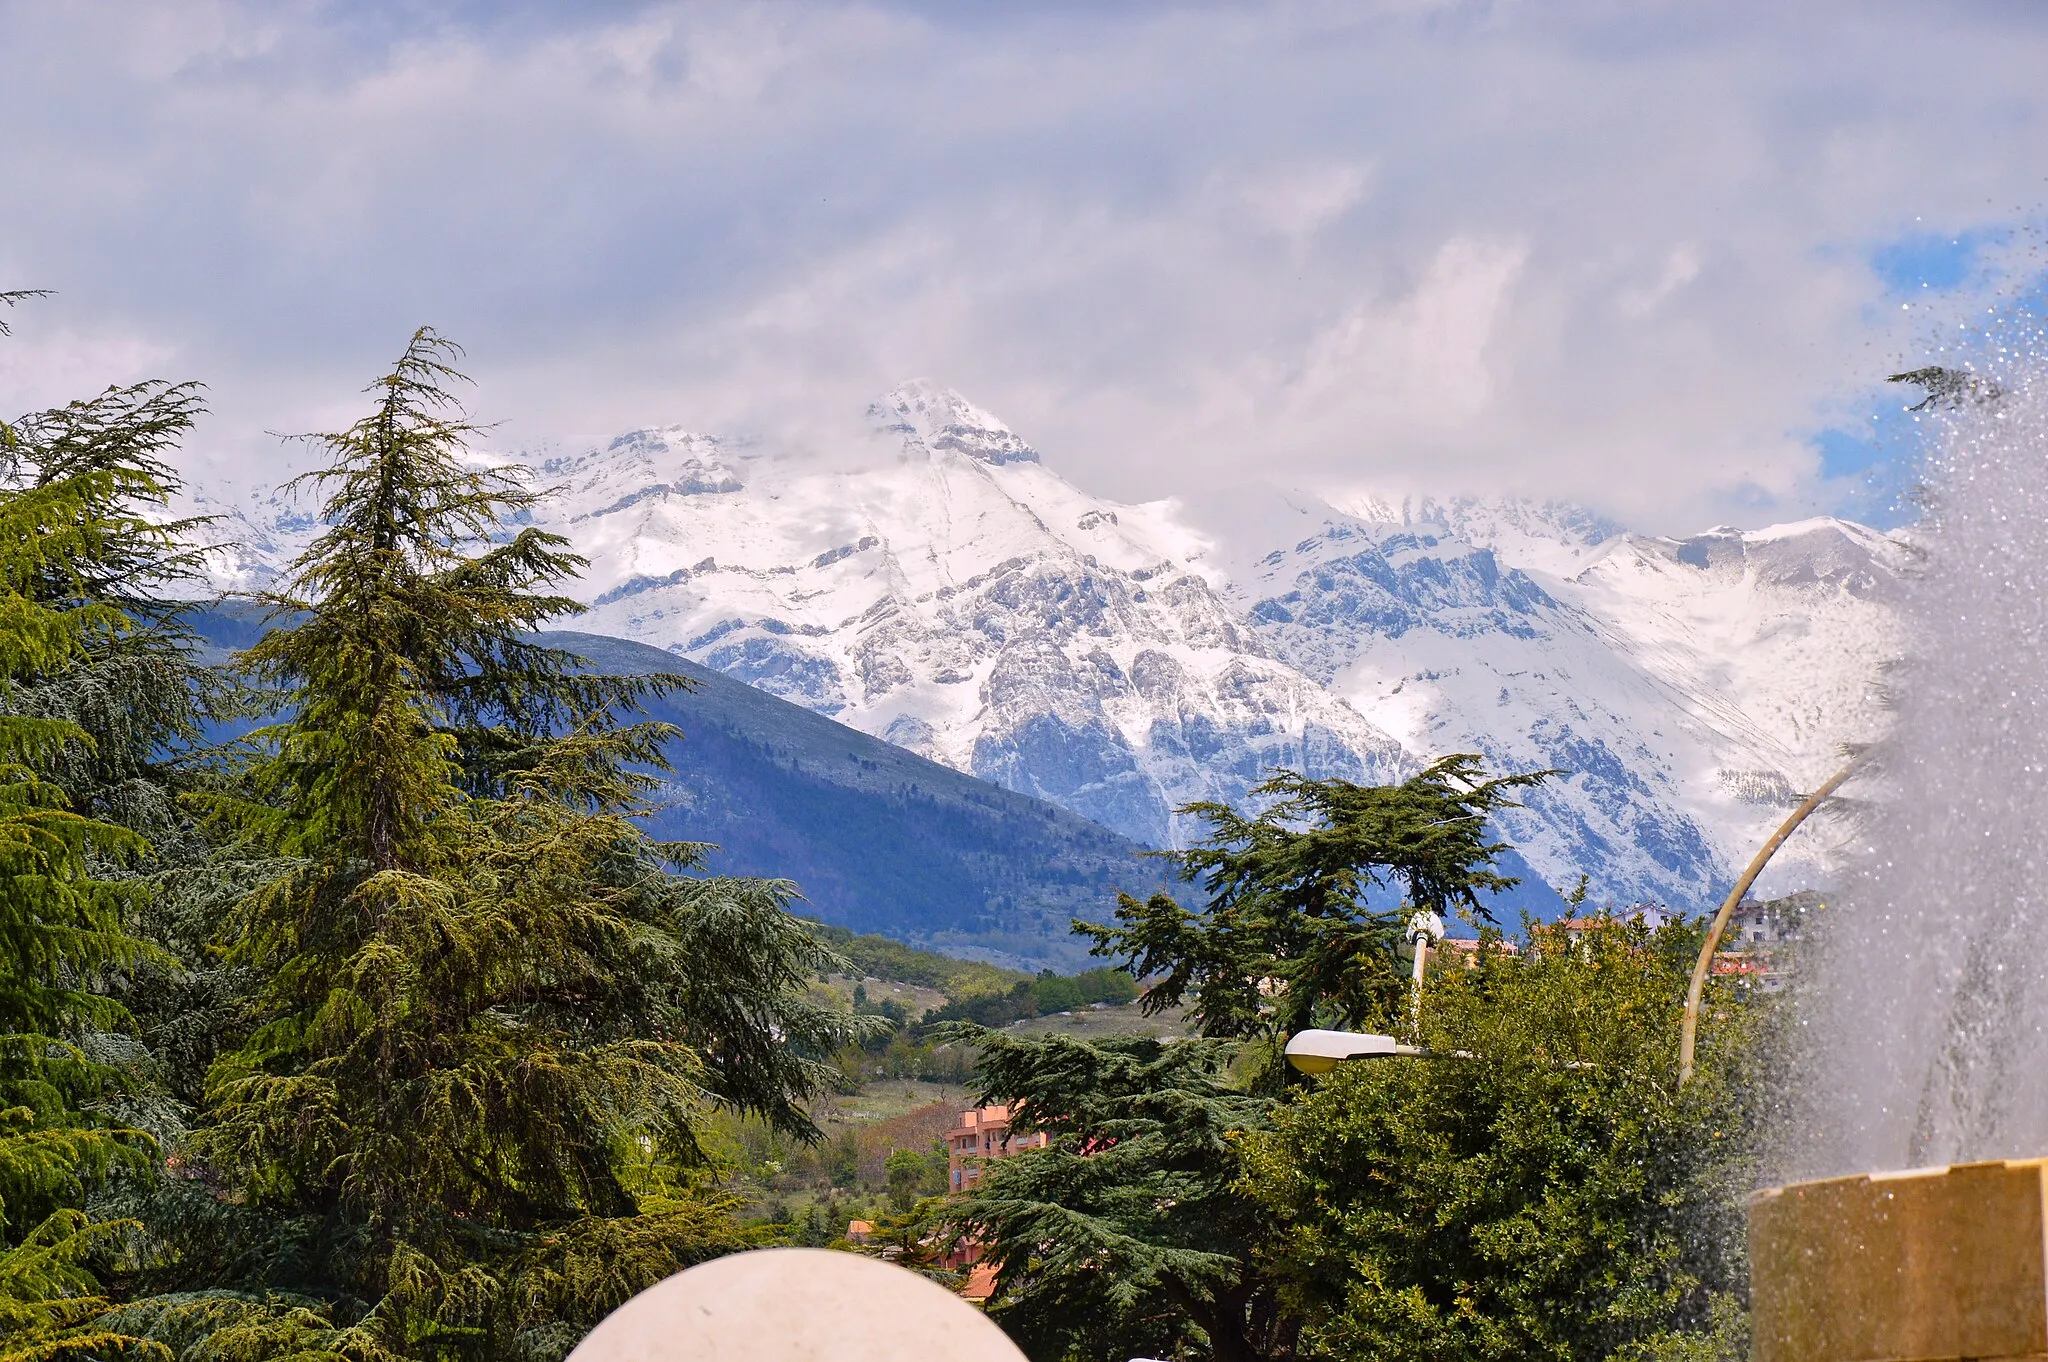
942,761,1767,1362
0,288,200,1360
1242,916,1767,1362
941,1027,1287,1362
0,319,881,1360
1080,757,1550,1051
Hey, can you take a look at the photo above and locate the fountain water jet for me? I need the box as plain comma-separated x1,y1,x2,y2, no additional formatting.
1750,353,2048,1360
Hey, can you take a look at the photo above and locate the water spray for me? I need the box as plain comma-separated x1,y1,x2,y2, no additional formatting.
1746,352,2048,1361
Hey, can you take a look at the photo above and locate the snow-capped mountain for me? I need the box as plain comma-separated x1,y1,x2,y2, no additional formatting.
1199,489,1902,904
192,380,1904,910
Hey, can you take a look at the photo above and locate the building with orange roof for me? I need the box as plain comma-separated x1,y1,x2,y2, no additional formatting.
944,1103,1050,1194
940,1103,1056,1304
1434,936,1521,965
959,1260,999,1305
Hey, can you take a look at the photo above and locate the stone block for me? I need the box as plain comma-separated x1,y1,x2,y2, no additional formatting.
1749,1157,2048,1362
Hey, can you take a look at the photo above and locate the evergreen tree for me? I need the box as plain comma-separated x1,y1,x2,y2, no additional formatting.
941,1028,1289,1362
0,289,175,1358
0,361,256,1116
943,758,1558,1361
0,372,227,836
1081,757,1550,1056
121,329,867,1359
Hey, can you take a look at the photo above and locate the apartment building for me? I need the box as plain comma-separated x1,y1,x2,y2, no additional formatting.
945,1103,1050,1193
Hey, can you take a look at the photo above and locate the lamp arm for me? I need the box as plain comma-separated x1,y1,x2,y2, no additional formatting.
1677,756,1861,1086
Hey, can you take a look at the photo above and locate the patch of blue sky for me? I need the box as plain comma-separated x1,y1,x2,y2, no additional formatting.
1870,226,2010,297
1804,222,2036,527
1809,409,1929,529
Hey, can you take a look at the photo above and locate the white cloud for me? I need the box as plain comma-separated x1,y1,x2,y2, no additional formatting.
1286,235,1527,427
1232,161,1373,246
0,314,181,418
1617,246,1701,318
1,0,2045,532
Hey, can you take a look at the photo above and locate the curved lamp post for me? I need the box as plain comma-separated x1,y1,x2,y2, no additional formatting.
1677,755,1861,1086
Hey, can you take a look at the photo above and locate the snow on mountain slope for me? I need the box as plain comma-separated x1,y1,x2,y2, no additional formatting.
1178,490,1901,900
190,378,1405,850
1562,519,1904,787
189,381,1903,908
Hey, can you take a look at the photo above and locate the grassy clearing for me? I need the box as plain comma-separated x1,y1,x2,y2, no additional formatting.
1007,998,1191,1039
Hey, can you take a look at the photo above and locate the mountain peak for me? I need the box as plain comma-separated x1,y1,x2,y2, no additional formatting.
178,394,1898,916
868,379,1041,466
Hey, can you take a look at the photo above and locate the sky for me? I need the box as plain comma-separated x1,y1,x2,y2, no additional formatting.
2,0,2047,533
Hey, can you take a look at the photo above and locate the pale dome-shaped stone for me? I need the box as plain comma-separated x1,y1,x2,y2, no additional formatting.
567,1247,1026,1362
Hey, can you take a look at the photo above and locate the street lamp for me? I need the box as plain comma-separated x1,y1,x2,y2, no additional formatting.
1404,909,1445,1032
1284,1028,1425,1073
1678,753,1860,1086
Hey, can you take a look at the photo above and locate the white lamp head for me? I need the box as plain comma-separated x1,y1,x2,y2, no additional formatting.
1405,910,1447,945
1284,1028,1422,1073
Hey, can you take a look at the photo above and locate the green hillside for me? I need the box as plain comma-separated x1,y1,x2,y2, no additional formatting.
541,629,1171,969
186,610,1170,969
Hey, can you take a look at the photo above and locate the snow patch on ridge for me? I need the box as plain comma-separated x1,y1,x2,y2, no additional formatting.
182,382,1905,910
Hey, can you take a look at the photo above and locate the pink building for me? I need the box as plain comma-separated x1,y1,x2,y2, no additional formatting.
944,1103,1050,1193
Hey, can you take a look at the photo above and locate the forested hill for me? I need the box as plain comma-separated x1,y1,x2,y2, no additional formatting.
559,630,1174,969
189,608,1163,970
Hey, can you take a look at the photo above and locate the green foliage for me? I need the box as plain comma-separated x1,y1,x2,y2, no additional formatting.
883,1147,947,1212
1240,916,1770,1362
805,922,1026,997
0,1211,167,1361
918,969,1139,1031
857,1196,960,1278
950,762,1768,1362
0,361,250,1112
0,288,189,1361
942,1028,1287,1362
1081,757,1550,1058
1609,1294,1749,1362
3,377,215,621
139,329,873,1359
0,456,163,1047
0,1038,152,1246
821,926,1148,1086
658,879,885,1139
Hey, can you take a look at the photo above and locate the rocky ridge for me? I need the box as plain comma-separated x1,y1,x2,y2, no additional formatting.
189,380,1905,911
